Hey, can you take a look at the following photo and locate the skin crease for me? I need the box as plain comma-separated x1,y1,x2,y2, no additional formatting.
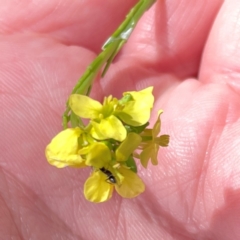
2,0,240,239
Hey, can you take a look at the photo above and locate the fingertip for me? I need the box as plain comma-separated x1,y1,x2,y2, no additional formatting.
200,0,240,94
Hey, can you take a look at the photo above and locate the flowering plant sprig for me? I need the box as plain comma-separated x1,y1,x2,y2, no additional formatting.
62,0,157,129
45,0,170,203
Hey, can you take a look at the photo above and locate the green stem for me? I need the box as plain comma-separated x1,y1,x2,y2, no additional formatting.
62,0,156,129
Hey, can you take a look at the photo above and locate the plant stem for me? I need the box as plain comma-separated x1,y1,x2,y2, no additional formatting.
63,0,156,129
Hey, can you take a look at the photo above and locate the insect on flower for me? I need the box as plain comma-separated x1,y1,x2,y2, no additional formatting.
99,167,117,184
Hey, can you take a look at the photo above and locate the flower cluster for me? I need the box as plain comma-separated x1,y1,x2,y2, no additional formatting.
45,87,169,203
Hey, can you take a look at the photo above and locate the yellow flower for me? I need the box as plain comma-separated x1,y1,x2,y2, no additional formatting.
115,87,154,126
85,142,112,169
90,115,126,142
115,166,145,199
69,94,127,142
84,170,114,203
45,127,87,168
84,166,145,203
140,110,170,168
115,132,142,162
69,87,154,141
83,133,145,203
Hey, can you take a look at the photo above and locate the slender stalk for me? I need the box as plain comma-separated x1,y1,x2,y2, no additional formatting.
63,0,156,129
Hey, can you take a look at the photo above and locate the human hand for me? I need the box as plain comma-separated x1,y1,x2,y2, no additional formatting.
2,0,240,239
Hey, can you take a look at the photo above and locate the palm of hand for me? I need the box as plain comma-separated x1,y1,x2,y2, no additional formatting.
2,1,240,239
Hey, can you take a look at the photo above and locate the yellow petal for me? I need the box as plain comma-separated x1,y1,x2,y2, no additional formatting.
151,144,159,165
152,110,163,138
115,167,145,198
69,94,102,119
139,144,154,168
124,87,154,108
116,133,142,162
117,100,152,126
90,115,127,142
84,171,114,203
78,146,90,155
85,142,111,168
45,128,85,168
154,135,170,147
116,87,154,126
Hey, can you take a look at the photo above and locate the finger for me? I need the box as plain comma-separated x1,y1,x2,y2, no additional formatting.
0,0,137,51
199,0,240,95
118,0,223,79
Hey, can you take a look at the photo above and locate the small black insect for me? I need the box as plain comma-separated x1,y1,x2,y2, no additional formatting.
99,167,117,184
